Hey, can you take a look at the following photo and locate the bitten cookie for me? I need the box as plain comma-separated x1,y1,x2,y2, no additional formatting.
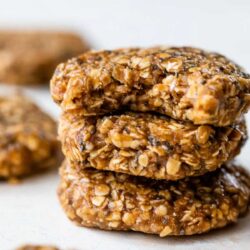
0,30,89,85
58,161,250,236
59,111,246,180
51,47,250,126
0,94,61,179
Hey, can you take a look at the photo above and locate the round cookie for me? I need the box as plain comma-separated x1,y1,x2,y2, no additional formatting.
59,111,246,181
58,161,250,236
51,47,250,126
0,30,89,85
0,94,61,179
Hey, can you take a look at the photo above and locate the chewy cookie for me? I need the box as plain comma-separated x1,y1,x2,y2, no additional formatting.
51,47,250,126
0,30,89,85
0,94,61,179
59,111,246,180
58,161,250,236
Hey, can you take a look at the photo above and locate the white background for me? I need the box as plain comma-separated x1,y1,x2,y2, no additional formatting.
0,0,250,249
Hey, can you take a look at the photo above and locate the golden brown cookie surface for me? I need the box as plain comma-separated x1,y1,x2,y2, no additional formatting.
59,111,246,180
0,30,89,85
58,161,250,236
51,47,250,126
0,94,61,179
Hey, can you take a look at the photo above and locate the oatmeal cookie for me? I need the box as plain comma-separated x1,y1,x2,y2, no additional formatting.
0,94,61,179
51,47,250,126
0,30,89,85
16,245,59,250
59,111,246,180
58,161,250,236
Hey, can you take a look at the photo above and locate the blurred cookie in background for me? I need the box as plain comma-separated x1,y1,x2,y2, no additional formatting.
16,245,60,250
0,30,89,85
0,94,62,180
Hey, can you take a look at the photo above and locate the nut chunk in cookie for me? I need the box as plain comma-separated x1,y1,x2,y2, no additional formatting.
0,94,61,179
51,47,250,126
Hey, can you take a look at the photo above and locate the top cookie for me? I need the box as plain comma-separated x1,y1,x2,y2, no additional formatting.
0,30,89,85
51,47,250,126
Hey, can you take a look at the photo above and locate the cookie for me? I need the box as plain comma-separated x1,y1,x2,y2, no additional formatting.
51,47,250,126
16,245,59,250
0,94,61,179
0,30,89,85
59,111,246,180
58,161,250,236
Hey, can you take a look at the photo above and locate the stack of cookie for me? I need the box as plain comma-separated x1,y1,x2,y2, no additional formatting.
51,47,250,236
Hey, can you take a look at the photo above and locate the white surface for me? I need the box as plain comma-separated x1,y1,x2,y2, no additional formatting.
1,0,250,249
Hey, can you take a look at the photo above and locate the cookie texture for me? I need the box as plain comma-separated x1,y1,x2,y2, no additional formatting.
58,161,250,236
0,95,61,179
0,30,89,85
51,47,250,126
59,111,246,180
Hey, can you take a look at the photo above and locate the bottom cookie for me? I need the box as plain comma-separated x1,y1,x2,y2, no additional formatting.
58,161,250,236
